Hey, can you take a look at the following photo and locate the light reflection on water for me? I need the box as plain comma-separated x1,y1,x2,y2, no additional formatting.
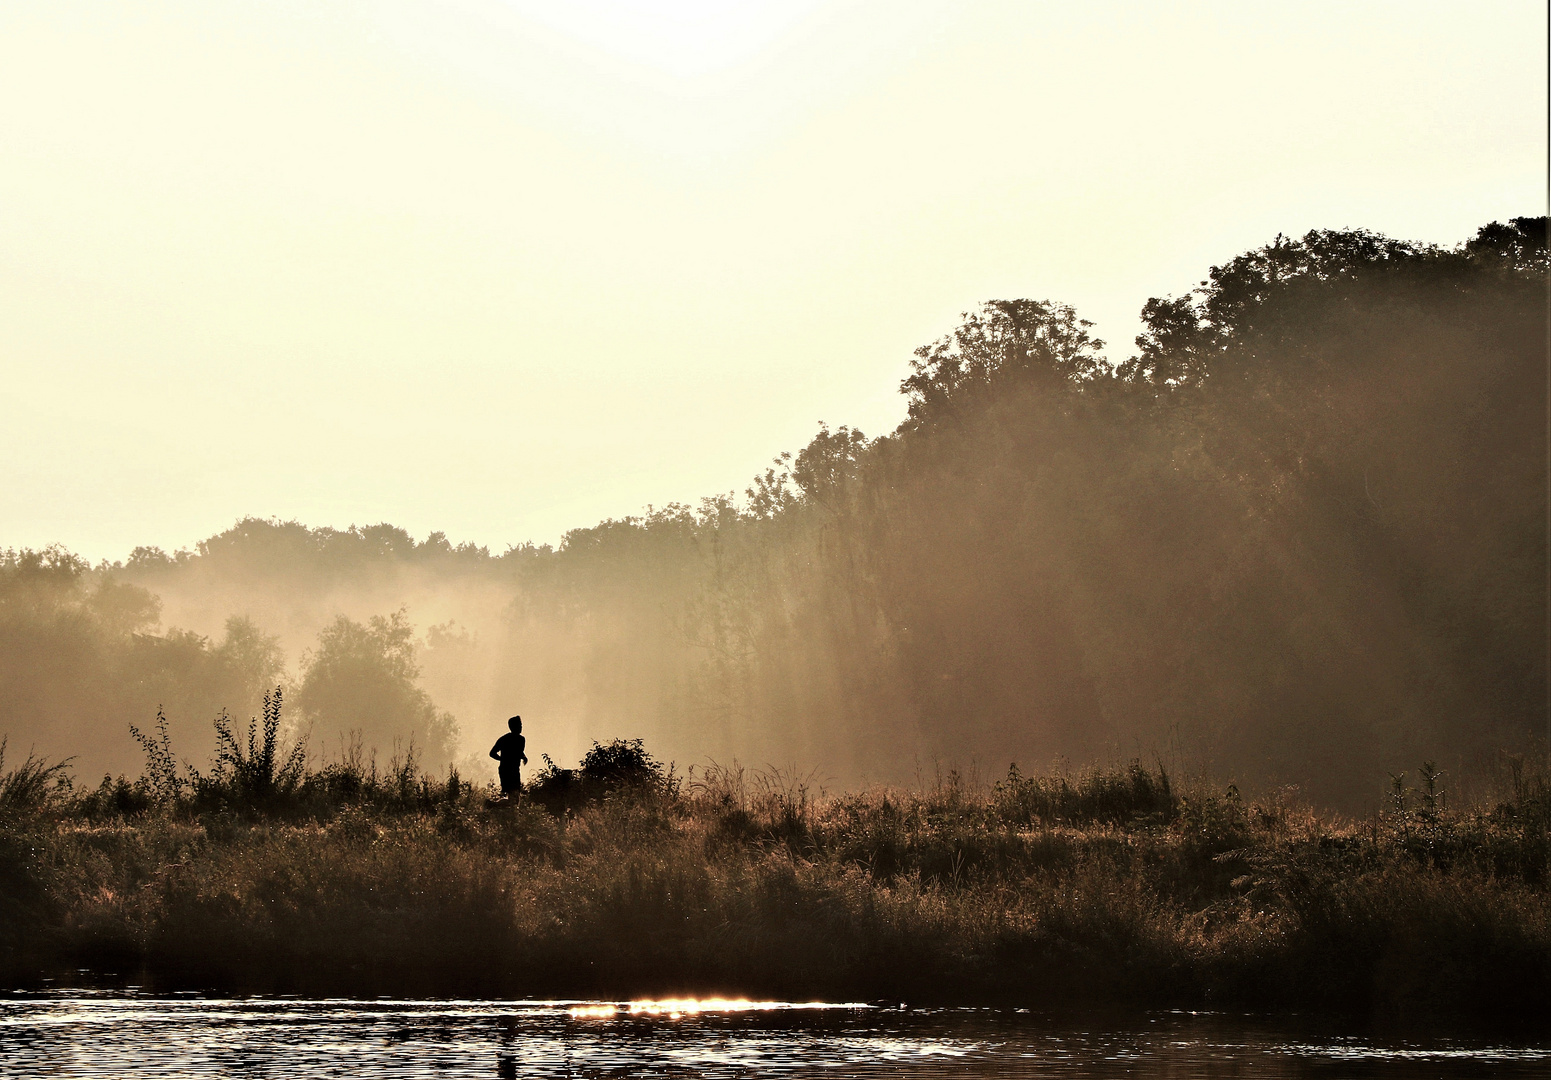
0,991,1544,1078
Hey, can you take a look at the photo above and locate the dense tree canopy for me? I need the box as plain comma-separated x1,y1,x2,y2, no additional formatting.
1,219,1544,804
293,610,459,768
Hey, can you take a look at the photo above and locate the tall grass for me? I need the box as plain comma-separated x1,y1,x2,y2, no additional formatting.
0,738,70,815
1,709,1548,1032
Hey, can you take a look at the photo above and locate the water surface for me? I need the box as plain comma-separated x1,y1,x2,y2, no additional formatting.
0,991,1544,1078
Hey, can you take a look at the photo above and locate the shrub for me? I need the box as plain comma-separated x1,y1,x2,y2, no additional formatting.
189,689,308,811
991,760,1176,826
528,738,674,812
0,739,70,816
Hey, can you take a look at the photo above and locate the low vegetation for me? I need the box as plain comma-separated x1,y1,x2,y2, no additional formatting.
2,708,1548,1034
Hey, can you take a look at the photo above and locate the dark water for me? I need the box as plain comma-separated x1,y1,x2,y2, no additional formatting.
0,992,1545,1078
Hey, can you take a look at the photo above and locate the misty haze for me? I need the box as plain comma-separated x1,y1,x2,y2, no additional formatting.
2,1,1548,1069
5,220,1546,808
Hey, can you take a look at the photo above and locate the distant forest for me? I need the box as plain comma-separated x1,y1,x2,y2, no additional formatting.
3,218,1545,807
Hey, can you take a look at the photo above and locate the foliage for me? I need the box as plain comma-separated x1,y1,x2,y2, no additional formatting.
578,737,669,789
129,709,184,802
991,760,1175,826
527,738,675,811
902,299,1107,430
1,216,1545,806
294,611,458,768
195,688,308,806
3,744,1549,1032
0,739,70,815
0,547,284,780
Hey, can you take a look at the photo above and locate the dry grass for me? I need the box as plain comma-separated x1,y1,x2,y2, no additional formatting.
2,747,1548,1033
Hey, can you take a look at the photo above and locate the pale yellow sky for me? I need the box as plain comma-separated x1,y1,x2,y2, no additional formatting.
1,0,1545,561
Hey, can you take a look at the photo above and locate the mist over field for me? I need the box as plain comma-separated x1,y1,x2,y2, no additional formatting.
2,219,1546,809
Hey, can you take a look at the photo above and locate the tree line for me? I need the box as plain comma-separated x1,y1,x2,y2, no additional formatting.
1,217,1544,806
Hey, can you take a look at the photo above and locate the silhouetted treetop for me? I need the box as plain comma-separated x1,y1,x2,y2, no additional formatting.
116,518,496,584
1124,219,1548,388
1465,215,1549,272
901,300,1107,432
792,425,871,507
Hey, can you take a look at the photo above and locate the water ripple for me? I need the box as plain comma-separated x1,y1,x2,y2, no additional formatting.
0,991,1544,1078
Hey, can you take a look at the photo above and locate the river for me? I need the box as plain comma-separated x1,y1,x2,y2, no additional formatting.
1,992,1545,1077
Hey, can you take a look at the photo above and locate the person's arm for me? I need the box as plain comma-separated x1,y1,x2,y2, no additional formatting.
490,739,503,762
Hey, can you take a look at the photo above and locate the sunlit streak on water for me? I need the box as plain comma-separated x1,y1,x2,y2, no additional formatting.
626,997,847,1017
566,1003,617,1018
567,998,862,1019
1,991,1546,1078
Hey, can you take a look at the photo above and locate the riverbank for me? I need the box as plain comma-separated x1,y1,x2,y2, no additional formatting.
2,747,1547,1033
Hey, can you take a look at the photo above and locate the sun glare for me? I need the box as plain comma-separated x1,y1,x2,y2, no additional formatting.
565,998,831,1020
499,0,830,76
567,1004,620,1019
630,998,785,1018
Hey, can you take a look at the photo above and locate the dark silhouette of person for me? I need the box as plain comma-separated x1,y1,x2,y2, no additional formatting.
490,715,528,797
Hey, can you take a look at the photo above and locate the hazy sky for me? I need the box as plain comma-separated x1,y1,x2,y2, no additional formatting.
2,0,1545,561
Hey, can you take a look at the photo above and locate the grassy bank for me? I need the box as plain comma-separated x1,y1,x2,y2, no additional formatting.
2,725,1548,1033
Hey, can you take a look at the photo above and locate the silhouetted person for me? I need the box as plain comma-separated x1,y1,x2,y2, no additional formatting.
490,715,528,797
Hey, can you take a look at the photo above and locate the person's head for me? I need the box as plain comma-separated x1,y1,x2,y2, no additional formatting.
508,715,522,734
